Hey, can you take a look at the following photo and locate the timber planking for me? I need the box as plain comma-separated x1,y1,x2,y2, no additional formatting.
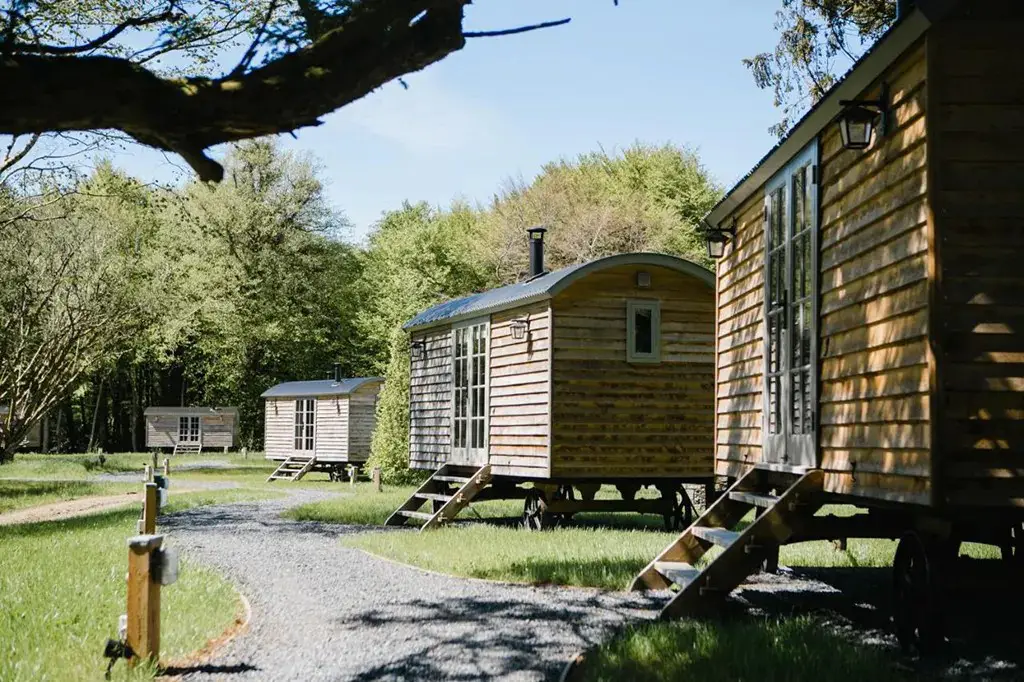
409,326,453,470
551,264,715,479
930,1,1024,507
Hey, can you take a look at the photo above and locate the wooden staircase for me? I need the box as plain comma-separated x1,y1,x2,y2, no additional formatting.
385,464,491,531
173,441,202,456
267,456,316,482
630,466,824,619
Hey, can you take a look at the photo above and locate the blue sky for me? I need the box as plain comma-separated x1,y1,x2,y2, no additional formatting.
111,1,788,241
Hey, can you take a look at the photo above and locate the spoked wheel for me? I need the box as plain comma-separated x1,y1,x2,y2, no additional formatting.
657,485,693,531
523,489,556,531
892,532,948,655
556,485,577,526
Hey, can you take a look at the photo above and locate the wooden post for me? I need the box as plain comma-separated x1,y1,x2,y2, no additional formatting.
143,483,158,535
162,458,170,478
348,465,356,488
151,452,158,475
143,464,152,482
372,467,382,493
126,534,162,666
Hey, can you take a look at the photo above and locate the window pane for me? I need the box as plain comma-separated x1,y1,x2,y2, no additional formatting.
634,307,653,354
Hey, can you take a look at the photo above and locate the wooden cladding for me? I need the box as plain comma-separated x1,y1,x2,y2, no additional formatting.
409,327,453,470
551,264,715,479
930,1,1024,508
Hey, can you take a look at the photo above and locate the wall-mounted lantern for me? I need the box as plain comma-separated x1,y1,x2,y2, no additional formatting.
636,271,651,288
705,220,736,260
410,339,426,359
510,318,530,341
838,82,889,151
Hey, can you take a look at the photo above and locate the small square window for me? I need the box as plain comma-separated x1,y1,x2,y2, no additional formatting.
627,300,661,363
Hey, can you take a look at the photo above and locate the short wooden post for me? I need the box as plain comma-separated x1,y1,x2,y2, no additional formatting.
143,483,158,535
151,452,158,475
348,465,356,488
143,464,152,483
126,534,162,666
372,467,382,493
763,545,780,574
162,458,170,478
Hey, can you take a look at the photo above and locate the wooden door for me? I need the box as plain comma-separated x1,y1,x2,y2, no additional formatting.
178,416,201,443
763,143,818,469
451,319,489,466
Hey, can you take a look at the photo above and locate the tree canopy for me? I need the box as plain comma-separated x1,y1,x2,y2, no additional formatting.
745,0,896,137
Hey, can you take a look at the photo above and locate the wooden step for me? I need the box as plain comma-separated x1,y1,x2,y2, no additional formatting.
654,561,701,588
728,491,779,508
395,510,433,521
433,475,471,484
691,526,741,548
414,493,453,503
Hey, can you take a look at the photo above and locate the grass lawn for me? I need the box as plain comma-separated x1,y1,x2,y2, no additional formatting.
574,616,910,682
0,452,271,481
0,480,140,515
0,488,275,682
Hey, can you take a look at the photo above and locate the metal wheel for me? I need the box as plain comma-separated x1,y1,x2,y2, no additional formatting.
658,485,692,532
523,489,554,531
892,532,947,655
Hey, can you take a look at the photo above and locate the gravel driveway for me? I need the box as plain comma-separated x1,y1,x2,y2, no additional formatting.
163,491,659,681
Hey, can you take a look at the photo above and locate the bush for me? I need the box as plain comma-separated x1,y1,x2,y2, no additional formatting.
366,330,423,485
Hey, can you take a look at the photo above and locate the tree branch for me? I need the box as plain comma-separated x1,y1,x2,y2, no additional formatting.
10,10,179,55
464,17,570,38
0,1,470,182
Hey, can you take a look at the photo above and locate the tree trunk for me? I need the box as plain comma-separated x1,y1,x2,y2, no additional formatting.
87,380,104,453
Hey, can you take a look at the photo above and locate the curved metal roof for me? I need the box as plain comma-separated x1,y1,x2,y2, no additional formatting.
404,252,714,332
260,377,383,399
142,406,239,416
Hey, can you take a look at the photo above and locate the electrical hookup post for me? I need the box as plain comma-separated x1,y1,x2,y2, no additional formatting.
103,471,178,678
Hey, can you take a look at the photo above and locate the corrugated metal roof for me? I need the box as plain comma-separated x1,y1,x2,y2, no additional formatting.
259,377,383,399
142,406,239,416
403,252,714,331
705,7,932,227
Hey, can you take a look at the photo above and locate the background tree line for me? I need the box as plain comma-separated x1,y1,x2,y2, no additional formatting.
0,140,720,473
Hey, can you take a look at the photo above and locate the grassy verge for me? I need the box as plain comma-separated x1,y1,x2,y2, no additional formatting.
0,480,139,514
574,616,909,682
0,489,273,682
0,452,273,481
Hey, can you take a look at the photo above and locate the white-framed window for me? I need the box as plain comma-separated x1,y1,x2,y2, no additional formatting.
626,300,661,363
452,318,489,461
294,399,316,451
178,416,200,442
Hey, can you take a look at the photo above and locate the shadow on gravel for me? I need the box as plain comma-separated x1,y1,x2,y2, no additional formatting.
162,663,258,676
335,592,660,681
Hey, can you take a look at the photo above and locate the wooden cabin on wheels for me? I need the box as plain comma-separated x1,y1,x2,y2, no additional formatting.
262,373,383,482
631,0,1024,653
387,229,717,531
0,406,48,452
144,406,238,455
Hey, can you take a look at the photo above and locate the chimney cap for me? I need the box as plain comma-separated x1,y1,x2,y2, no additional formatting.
527,226,547,237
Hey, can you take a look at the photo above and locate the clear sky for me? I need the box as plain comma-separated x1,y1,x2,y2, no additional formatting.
109,1,788,242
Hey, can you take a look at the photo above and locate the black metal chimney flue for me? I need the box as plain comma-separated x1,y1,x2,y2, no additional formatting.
527,226,547,278
333,362,342,382
896,0,914,19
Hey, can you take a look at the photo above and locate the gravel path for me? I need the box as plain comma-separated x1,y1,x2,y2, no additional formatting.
163,491,660,681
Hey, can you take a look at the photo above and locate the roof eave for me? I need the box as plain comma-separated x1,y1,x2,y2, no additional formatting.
705,9,932,227
403,291,552,334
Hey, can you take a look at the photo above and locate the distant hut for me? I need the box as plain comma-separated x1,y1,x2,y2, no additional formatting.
144,406,239,455
0,405,47,451
388,228,717,531
261,372,384,482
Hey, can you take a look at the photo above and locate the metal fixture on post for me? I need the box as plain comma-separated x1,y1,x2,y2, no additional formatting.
705,220,737,260
838,82,890,151
510,317,529,341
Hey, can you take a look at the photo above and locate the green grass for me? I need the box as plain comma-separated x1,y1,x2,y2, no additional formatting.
0,480,140,514
575,616,911,682
0,452,272,481
0,489,273,682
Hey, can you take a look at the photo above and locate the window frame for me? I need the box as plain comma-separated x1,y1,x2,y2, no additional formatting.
450,317,490,463
626,299,662,364
293,398,316,452
177,415,201,443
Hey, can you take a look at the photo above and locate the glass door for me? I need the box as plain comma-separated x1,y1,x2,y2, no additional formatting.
452,319,488,465
763,143,818,468
178,416,201,443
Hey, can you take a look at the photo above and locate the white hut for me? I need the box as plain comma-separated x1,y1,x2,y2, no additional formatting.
144,406,239,455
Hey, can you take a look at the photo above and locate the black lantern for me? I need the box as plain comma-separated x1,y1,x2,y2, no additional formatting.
705,221,736,260
410,339,426,359
510,318,529,340
838,83,889,151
